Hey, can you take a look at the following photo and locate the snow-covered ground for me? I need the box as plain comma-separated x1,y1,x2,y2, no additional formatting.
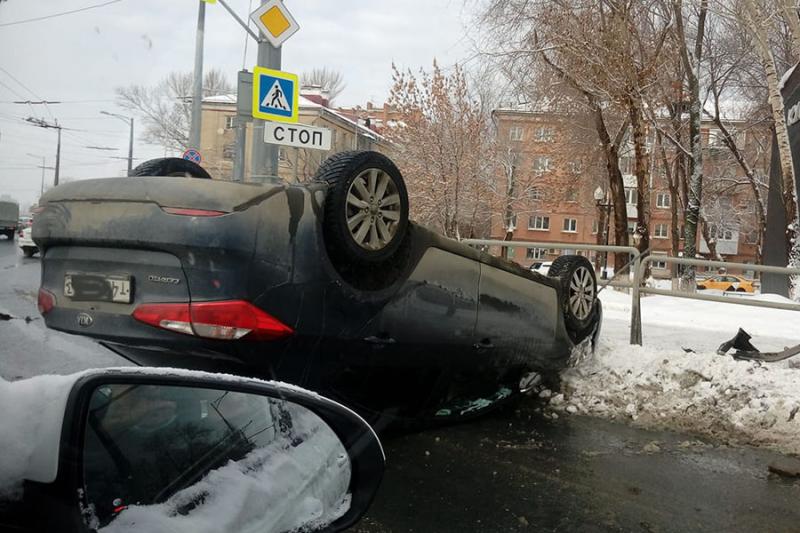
551,288,800,455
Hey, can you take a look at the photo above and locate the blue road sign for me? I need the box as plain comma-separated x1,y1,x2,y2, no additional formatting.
182,148,202,164
252,66,299,123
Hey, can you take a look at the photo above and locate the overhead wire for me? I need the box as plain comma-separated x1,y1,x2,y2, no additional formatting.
0,0,124,28
0,66,54,119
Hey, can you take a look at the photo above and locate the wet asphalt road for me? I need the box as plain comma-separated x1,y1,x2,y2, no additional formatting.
1,238,799,532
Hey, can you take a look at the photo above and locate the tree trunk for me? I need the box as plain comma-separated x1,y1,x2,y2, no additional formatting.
709,111,767,264
538,49,629,272
674,0,707,291
629,97,651,267
659,131,682,284
589,104,630,273
743,0,799,265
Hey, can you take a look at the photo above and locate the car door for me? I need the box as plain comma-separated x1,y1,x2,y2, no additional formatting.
370,247,480,349
474,263,560,363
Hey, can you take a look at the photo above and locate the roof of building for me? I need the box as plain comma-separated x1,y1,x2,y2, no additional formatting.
203,93,384,141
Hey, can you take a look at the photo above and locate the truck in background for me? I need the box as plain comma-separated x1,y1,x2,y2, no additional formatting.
0,200,19,240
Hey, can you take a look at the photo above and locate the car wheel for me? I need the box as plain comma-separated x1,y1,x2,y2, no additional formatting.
548,255,598,339
22,246,35,258
736,287,746,292
315,151,409,264
129,157,212,179
726,286,735,292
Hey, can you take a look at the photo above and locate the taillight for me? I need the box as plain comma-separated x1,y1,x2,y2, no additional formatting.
132,300,293,341
161,207,227,217
38,288,55,315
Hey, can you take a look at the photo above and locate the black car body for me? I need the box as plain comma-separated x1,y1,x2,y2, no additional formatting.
34,153,601,424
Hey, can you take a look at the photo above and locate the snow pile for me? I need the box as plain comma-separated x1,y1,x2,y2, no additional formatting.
553,289,800,455
102,407,352,533
0,373,76,499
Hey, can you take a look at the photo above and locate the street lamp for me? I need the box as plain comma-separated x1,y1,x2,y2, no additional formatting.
594,186,612,279
100,111,134,176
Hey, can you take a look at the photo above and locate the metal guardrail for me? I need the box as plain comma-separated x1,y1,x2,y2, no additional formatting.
631,256,800,345
460,239,800,349
461,240,641,284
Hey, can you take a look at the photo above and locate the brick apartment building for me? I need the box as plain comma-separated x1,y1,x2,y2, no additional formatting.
198,87,391,182
336,102,403,136
490,104,768,278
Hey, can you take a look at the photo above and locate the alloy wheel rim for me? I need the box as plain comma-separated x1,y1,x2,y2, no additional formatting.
568,266,595,320
345,168,402,251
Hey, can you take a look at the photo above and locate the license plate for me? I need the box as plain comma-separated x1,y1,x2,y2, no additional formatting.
64,274,133,304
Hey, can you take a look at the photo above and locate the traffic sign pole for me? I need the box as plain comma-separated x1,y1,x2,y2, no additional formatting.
189,0,206,151
250,1,281,182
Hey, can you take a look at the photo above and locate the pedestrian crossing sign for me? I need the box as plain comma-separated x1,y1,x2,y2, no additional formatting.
252,66,299,123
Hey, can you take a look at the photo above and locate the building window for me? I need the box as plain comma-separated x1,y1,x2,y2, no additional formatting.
565,188,578,203
509,126,524,141
654,223,668,238
529,187,543,201
507,247,515,258
656,192,671,208
652,254,668,269
533,156,552,174
562,218,577,233
534,126,554,142
627,221,637,234
710,224,734,241
569,161,583,174
528,215,550,230
625,188,637,205
548,248,559,254
225,115,235,129
526,247,547,260
592,220,598,234
508,214,517,229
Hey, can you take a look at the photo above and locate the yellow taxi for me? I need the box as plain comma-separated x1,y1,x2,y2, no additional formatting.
696,274,756,293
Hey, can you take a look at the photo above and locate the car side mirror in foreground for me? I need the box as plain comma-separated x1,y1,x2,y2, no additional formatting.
23,369,385,533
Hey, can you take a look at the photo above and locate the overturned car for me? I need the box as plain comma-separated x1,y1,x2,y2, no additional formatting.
33,151,601,425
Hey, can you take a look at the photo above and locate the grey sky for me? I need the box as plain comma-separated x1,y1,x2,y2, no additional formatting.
0,0,472,209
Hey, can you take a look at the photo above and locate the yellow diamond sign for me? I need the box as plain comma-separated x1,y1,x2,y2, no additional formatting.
250,0,299,47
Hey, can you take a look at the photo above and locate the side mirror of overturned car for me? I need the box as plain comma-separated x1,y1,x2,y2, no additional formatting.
2,368,384,533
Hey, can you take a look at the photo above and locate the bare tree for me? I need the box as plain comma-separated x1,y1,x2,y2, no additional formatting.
300,67,346,103
386,61,493,239
738,0,799,266
116,68,233,152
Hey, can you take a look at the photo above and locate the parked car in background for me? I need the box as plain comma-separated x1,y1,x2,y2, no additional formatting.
0,200,19,240
529,261,552,276
18,225,37,257
33,151,602,427
696,274,756,293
